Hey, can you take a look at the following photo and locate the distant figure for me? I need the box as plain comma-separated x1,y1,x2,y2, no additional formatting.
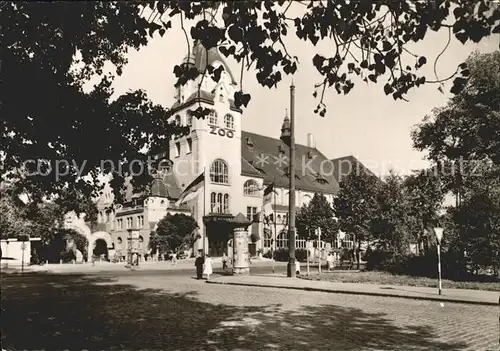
203,254,213,280
222,252,228,270
194,251,204,279
326,252,334,272
171,252,177,265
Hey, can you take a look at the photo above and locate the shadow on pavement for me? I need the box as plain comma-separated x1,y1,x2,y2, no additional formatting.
1,272,467,351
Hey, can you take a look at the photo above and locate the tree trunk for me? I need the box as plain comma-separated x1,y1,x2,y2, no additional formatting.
357,239,361,270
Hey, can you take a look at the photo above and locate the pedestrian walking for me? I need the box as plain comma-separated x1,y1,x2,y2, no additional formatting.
203,254,213,280
222,252,228,270
327,252,334,272
194,251,204,279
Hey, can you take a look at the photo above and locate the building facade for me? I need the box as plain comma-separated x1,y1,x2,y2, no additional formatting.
95,41,371,258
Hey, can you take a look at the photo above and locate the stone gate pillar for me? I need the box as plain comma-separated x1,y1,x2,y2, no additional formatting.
231,213,252,275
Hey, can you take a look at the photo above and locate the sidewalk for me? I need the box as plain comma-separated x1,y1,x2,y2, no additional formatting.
11,257,277,274
206,274,500,306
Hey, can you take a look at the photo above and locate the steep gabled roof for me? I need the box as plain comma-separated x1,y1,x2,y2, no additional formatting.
122,173,183,203
241,131,340,195
330,155,377,184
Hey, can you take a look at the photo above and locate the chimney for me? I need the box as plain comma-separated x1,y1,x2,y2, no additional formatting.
307,133,315,148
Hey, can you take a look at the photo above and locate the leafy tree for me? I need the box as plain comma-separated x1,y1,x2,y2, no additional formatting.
150,213,199,255
334,171,380,269
2,2,498,200
0,190,33,240
1,2,186,204
54,188,99,228
296,193,338,244
403,169,444,254
412,50,500,205
368,172,418,272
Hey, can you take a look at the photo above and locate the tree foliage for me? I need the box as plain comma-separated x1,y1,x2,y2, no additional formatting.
334,171,380,244
1,2,186,203
149,213,199,254
412,50,500,203
296,193,338,242
1,2,498,199
0,190,33,239
411,50,500,274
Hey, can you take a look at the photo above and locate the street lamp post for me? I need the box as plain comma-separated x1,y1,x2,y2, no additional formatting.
280,82,296,278
433,227,444,295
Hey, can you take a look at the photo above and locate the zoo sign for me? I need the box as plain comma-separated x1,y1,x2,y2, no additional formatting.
210,125,234,139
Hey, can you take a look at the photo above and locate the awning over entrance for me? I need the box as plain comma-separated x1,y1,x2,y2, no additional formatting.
202,213,234,225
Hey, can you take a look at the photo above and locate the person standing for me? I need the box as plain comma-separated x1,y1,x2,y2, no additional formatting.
194,251,204,279
203,254,213,280
171,252,177,265
222,252,228,270
326,252,334,272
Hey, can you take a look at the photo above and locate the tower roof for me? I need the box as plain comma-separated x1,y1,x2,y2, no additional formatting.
183,40,237,85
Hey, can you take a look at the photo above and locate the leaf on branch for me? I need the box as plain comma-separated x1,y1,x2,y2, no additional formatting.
234,91,251,108
384,83,393,95
450,76,468,95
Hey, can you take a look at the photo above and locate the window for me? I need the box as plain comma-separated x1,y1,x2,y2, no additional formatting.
208,110,218,125
246,206,258,221
210,159,229,184
277,230,288,248
211,192,230,214
186,138,192,154
137,215,144,228
316,176,328,184
243,179,260,196
175,114,181,126
187,112,193,127
224,114,234,129
138,235,144,250
117,218,123,230
219,94,224,102
175,142,181,157
126,217,133,229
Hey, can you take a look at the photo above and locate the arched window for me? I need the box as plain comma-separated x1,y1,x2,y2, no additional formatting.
277,230,288,248
208,110,218,125
302,194,312,206
210,159,229,184
175,114,181,126
224,114,234,129
243,179,260,196
186,111,193,126
211,192,230,214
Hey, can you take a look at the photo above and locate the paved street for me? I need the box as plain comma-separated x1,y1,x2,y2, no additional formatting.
1,271,498,351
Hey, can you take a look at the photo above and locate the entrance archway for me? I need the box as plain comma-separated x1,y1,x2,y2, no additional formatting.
93,239,108,260
90,231,113,261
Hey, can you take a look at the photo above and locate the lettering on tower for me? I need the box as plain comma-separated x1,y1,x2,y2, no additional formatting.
209,125,234,139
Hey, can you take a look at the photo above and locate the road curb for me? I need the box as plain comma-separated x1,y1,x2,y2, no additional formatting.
205,280,498,306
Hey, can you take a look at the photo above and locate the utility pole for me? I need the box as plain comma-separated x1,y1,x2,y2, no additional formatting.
281,82,296,278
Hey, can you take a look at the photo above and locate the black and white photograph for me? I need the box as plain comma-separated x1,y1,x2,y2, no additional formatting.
1,1,499,350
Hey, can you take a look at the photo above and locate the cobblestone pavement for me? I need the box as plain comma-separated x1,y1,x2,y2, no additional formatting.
1,272,498,351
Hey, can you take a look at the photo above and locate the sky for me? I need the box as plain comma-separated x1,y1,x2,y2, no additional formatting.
106,3,499,177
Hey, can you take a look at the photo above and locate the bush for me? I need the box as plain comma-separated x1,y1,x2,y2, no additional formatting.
365,248,473,280
273,248,308,262
263,250,273,259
